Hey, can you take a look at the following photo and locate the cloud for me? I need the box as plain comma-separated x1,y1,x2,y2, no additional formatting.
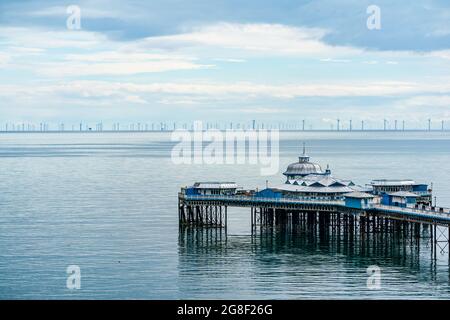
3,79,450,102
28,6,120,19
402,95,450,108
237,107,288,114
1,18,449,122
363,61,379,65
134,22,450,63
1,22,449,80
139,23,361,57
0,53,10,67
124,95,148,104
428,50,450,60
320,58,351,63
0,28,213,76
157,98,199,105
41,51,212,77
83,80,450,98
213,58,246,63
38,59,213,77
0,27,106,49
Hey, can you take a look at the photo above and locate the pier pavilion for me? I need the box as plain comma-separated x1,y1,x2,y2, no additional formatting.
258,149,370,201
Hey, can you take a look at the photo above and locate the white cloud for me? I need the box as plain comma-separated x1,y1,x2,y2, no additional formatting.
124,95,148,104
38,60,213,77
9,47,45,54
139,23,361,57
82,80,450,98
402,95,450,107
65,51,195,62
320,58,351,63
158,98,198,105
2,79,450,102
429,50,450,60
0,27,106,49
39,51,212,76
0,28,212,76
136,22,450,63
1,21,450,121
1,22,449,80
213,58,246,63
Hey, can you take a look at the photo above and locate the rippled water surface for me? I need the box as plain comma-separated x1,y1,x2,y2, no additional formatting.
1,131,450,299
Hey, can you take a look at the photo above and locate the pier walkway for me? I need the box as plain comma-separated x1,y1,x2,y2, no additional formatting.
178,192,450,261
179,193,450,225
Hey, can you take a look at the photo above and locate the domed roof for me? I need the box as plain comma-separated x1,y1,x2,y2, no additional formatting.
283,160,323,176
283,144,324,177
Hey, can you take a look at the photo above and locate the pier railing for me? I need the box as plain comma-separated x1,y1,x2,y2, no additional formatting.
374,204,450,220
180,193,450,221
181,194,345,206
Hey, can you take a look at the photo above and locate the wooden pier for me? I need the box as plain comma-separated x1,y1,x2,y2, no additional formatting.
178,193,450,261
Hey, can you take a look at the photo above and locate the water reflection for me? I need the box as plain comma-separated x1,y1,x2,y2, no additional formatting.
178,226,450,299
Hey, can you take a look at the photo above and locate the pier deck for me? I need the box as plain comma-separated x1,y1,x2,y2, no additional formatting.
178,193,450,261
179,194,450,225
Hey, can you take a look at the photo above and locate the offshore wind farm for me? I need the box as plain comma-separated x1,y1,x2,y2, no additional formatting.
0,119,447,132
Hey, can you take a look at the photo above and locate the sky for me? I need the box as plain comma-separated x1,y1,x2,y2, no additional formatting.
0,0,450,129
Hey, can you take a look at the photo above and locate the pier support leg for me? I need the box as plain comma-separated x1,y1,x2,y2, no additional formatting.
251,207,254,232
434,224,437,261
225,206,228,232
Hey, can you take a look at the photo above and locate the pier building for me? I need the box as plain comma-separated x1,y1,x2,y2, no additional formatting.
265,149,368,201
344,192,376,209
185,182,239,196
370,179,432,205
382,191,419,208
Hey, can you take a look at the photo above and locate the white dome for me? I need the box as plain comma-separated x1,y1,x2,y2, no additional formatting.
283,160,323,177
283,150,325,178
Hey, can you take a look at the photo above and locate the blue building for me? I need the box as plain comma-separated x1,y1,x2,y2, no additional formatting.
370,179,432,205
381,191,419,208
344,192,376,209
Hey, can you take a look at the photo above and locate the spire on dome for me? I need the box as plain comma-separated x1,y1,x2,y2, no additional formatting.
299,142,310,163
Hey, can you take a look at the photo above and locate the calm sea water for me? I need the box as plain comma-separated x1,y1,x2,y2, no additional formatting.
1,131,450,299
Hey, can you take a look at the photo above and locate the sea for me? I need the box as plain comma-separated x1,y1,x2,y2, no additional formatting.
1,131,450,299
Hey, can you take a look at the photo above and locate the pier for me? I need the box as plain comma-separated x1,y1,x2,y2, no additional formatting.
178,193,450,261
178,150,450,262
